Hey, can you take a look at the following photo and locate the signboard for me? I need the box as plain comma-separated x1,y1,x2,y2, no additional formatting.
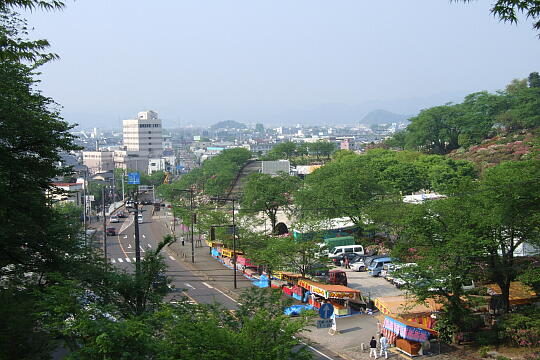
85,195,95,202
319,303,334,319
316,319,333,329
138,185,152,192
128,172,140,185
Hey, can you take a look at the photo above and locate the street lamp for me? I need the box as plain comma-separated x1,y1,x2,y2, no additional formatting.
210,197,238,289
172,188,195,263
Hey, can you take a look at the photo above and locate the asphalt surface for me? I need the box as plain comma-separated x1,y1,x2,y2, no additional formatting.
103,205,343,360
105,205,238,309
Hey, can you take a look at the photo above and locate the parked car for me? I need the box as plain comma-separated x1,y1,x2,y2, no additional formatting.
350,254,386,272
141,200,152,205
109,215,119,223
332,253,363,266
328,245,365,258
106,227,116,236
368,257,394,276
137,214,144,224
117,211,127,218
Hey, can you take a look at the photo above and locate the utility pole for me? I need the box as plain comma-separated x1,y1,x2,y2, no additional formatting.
121,169,125,203
83,168,87,245
190,188,195,264
102,187,107,261
232,197,237,289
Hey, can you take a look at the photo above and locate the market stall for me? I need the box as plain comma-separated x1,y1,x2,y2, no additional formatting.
486,281,539,307
375,295,443,329
276,272,305,300
381,315,438,356
297,278,361,316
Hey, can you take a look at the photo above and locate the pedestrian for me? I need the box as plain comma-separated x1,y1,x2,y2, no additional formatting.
379,333,388,359
369,336,378,358
343,256,350,269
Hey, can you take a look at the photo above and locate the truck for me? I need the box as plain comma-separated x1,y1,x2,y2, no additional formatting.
323,236,355,252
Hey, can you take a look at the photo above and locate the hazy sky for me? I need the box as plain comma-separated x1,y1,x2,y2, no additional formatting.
25,0,540,129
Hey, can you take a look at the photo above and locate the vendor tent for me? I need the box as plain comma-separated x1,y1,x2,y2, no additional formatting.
297,279,360,300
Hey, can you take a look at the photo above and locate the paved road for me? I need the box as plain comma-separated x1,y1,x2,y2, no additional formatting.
105,205,238,309
104,205,342,360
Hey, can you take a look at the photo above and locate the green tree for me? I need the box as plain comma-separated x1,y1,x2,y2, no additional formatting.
458,0,540,35
267,141,297,160
528,71,540,88
241,173,300,233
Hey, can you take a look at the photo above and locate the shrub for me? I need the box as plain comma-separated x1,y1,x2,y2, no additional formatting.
495,356,511,360
478,346,490,358
523,351,540,360
475,330,500,346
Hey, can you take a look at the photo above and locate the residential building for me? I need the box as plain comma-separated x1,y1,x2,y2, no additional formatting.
50,182,83,205
82,151,114,175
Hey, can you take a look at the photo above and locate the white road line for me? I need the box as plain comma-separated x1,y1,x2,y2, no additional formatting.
133,258,136,262
169,255,176,260
140,246,145,252
127,244,131,249
147,243,152,248
297,339,334,360
142,234,146,238
184,283,195,289
123,235,128,239
111,259,116,263
125,257,131,263
211,286,239,304
118,258,123,263
202,282,213,289
133,234,136,238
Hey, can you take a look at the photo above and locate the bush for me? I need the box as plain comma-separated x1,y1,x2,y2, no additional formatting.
499,306,540,347
495,356,511,360
523,351,540,360
478,346,490,358
475,330,500,346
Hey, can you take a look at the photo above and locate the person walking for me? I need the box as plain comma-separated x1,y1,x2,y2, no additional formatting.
343,256,350,269
369,336,378,358
379,334,388,359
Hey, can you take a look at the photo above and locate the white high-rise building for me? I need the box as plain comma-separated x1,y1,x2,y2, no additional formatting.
123,110,163,158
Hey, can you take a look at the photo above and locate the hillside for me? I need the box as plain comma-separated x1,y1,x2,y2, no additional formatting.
448,128,539,171
360,109,411,125
210,120,246,130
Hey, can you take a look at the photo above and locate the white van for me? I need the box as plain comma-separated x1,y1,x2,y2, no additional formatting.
328,245,364,258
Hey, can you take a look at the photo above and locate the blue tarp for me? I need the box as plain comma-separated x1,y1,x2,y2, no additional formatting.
252,274,269,288
284,304,315,316
211,248,220,257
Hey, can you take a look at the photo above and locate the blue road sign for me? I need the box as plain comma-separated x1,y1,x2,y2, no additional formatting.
128,172,140,185
319,303,334,319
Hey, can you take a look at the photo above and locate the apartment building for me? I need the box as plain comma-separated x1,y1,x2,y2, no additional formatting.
122,110,163,158
82,151,114,175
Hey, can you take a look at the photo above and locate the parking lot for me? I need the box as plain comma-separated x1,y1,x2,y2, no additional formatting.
344,268,405,300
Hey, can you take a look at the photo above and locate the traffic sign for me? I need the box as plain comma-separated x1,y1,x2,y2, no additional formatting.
128,172,140,185
319,303,334,319
316,319,333,328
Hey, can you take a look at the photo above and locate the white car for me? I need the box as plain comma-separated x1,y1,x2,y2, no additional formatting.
110,215,119,223
137,214,144,224
350,260,366,272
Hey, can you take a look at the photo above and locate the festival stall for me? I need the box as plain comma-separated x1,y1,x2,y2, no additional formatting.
375,295,443,329
276,272,305,300
297,278,361,316
486,281,539,307
381,316,438,357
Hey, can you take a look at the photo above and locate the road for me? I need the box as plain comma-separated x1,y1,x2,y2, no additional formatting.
104,205,341,360
105,205,238,309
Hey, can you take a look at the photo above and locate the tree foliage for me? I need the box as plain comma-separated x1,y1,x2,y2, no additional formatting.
241,172,300,233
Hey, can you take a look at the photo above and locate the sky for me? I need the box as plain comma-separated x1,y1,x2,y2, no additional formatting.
24,0,540,129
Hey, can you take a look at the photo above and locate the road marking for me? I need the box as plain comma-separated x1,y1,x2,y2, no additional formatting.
142,234,146,238
202,282,213,289
296,338,334,360
133,257,136,262
181,291,198,304
211,285,239,304
125,257,131,263
111,258,116,263
127,244,131,249
184,283,195,289
140,246,146,252
169,255,176,260
133,234,136,238
147,243,152,248
123,235,128,239
117,258,123,263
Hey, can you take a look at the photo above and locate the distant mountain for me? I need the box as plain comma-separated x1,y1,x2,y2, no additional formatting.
210,120,246,130
360,109,411,125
